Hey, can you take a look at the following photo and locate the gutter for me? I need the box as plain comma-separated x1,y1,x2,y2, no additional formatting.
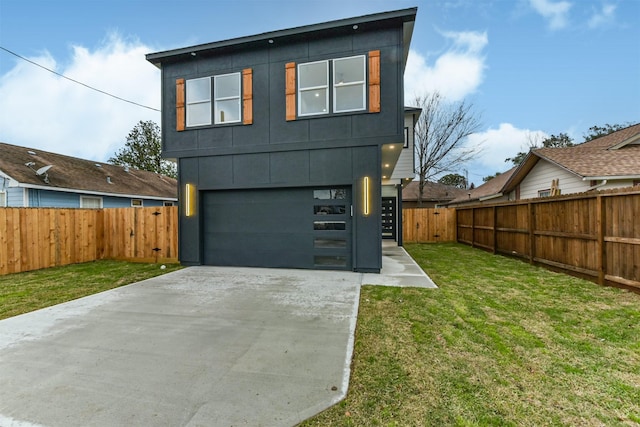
479,193,504,202
582,175,640,181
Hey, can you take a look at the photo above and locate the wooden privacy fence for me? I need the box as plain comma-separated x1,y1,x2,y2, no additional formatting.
456,187,640,290
403,208,456,243
0,206,178,276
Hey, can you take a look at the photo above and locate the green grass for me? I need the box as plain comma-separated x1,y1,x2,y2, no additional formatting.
300,242,640,427
0,261,183,320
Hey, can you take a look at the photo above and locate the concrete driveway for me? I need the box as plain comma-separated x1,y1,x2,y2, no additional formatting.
0,267,362,427
0,245,435,427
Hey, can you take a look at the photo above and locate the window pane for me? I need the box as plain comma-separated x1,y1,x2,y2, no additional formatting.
335,85,365,112
334,56,365,84
314,238,347,248
314,205,346,215
300,89,327,115
214,73,240,99
81,197,102,208
313,221,346,230
187,102,212,126
186,78,210,102
215,99,240,123
314,255,347,267
299,61,328,88
313,189,347,200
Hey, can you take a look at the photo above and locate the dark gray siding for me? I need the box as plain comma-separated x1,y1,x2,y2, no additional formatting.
165,22,405,272
160,25,403,158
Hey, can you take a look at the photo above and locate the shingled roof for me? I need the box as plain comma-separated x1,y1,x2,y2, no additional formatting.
447,167,518,206
534,123,640,178
402,180,467,203
505,123,640,190
0,142,177,200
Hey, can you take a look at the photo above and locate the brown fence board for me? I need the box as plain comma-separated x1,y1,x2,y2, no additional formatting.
456,187,640,290
0,207,179,276
403,208,456,243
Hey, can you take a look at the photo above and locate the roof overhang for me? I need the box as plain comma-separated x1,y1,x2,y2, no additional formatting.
146,7,418,68
608,132,640,150
479,193,504,202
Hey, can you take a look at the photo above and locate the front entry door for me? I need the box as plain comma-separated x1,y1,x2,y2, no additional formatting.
381,197,396,240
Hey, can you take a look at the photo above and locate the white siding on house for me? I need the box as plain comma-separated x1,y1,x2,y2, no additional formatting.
7,187,26,207
391,114,416,180
519,160,589,199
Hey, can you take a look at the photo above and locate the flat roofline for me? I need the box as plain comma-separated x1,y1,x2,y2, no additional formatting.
146,7,417,66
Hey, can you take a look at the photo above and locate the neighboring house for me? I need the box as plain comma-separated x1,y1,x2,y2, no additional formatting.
448,122,640,207
0,142,177,208
506,123,640,199
402,181,467,208
146,8,418,272
446,167,517,207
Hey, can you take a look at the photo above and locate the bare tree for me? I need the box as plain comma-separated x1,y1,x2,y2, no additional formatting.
413,92,482,206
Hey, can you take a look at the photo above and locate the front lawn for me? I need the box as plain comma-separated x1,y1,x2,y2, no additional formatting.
0,261,182,320
301,242,640,426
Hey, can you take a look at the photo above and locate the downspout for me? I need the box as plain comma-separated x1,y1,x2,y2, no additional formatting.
588,179,608,191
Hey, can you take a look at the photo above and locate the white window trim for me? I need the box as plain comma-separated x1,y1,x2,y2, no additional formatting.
186,77,212,127
333,55,366,113
80,196,103,209
131,199,143,207
0,190,6,207
163,201,175,206
538,189,551,198
298,60,329,117
214,72,241,125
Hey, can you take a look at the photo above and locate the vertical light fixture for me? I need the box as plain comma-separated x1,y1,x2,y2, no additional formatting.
185,183,196,217
363,176,370,216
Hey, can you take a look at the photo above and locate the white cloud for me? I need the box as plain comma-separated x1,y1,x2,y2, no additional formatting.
404,30,488,103
466,123,548,174
0,33,160,162
588,3,616,29
529,0,573,30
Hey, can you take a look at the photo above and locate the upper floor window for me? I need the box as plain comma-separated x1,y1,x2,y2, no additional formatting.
186,72,241,127
333,55,365,113
186,77,211,127
298,55,366,117
299,60,329,116
214,73,241,124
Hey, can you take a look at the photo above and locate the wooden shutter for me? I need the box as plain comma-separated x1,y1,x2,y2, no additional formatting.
368,50,380,113
242,68,253,125
176,78,185,131
285,62,296,121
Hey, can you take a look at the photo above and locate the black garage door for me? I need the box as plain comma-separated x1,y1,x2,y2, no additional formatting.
202,187,351,270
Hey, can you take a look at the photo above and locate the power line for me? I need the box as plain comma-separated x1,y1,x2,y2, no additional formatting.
0,46,161,112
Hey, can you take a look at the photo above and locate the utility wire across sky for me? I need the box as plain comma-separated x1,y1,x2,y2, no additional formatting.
0,46,161,112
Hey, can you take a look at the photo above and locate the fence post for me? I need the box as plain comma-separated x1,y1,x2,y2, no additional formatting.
528,203,535,264
492,206,497,254
597,194,605,285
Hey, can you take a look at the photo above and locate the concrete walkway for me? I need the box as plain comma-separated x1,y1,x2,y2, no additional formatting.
0,245,435,427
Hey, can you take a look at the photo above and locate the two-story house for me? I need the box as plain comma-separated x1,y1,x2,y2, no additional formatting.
146,8,417,272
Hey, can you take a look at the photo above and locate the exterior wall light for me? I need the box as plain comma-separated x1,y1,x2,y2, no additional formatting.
185,183,196,217
363,176,370,216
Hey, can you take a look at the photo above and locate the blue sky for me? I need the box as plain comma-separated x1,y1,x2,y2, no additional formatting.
1,0,638,185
